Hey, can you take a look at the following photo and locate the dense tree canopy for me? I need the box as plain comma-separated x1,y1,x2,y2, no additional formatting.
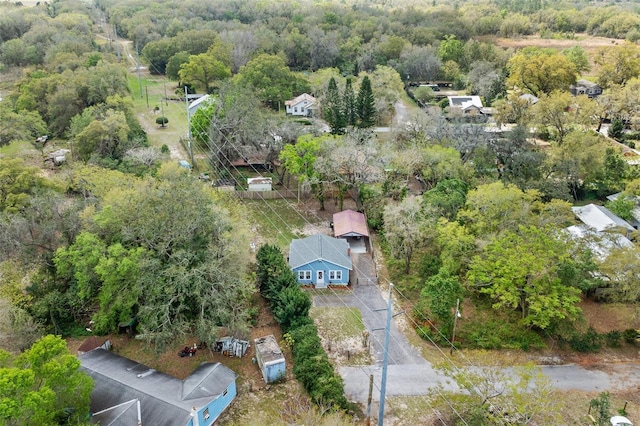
0,335,93,426
65,167,252,349
507,48,577,96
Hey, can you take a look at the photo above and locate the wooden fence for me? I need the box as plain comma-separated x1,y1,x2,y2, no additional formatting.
234,190,302,199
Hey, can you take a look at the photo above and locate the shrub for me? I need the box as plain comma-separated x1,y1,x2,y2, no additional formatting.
605,330,622,348
567,327,602,352
155,116,168,127
461,318,545,351
623,328,638,344
255,245,348,411
272,287,311,331
160,144,169,154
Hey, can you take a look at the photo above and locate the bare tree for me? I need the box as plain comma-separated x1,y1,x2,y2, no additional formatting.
317,129,383,210
125,147,165,169
220,29,259,74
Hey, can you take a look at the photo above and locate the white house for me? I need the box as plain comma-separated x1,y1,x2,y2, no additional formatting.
247,177,272,191
187,94,211,119
285,93,316,117
447,95,483,112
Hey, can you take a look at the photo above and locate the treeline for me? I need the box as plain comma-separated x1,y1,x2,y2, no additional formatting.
256,244,349,411
88,0,640,69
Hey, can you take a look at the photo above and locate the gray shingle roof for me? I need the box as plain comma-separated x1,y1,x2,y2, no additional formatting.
80,348,236,426
289,234,352,270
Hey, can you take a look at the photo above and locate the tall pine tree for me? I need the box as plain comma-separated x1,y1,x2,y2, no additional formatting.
356,76,376,128
343,78,357,127
324,77,346,134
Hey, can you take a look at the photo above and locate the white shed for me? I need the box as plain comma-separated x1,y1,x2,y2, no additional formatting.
247,177,272,191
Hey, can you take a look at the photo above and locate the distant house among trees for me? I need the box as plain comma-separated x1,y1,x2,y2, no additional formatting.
247,177,272,191
289,234,352,288
571,203,634,239
80,348,237,426
569,79,603,98
447,95,493,116
285,93,316,117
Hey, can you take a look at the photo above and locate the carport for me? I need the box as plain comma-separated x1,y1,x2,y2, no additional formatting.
333,209,369,254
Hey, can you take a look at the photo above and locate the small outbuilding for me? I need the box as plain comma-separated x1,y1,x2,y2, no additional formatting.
333,209,369,254
254,335,285,383
77,337,111,355
247,177,272,191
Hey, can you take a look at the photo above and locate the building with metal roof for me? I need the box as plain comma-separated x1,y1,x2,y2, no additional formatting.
571,204,634,238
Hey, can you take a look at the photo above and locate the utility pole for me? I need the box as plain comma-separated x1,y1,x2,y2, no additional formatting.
366,374,374,426
136,44,142,98
378,283,393,426
185,87,195,166
450,298,461,355
114,24,120,62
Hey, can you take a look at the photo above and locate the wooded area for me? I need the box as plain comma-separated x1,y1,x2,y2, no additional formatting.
2,0,640,424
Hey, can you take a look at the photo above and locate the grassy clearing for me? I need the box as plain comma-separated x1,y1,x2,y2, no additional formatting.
310,306,365,342
386,395,442,425
310,306,371,366
243,198,316,250
127,74,189,159
0,140,35,158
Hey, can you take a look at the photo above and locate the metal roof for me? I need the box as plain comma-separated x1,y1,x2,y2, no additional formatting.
254,335,284,365
565,225,634,260
333,209,369,238
571,204,634,232
80,349,236,426
288,234,352,270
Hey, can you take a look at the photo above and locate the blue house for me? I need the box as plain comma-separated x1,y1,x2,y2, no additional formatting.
80,348,237,426
289,234,352,288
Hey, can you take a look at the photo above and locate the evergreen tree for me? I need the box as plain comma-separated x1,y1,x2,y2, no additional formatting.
356,76,376,128
323,77,346,134
343,77,357,127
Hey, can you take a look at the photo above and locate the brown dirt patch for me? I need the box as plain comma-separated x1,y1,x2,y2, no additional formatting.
579,298,640,333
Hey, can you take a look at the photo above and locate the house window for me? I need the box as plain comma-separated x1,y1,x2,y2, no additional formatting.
329,270,342,281
298,270,311,280
203,408,210,420
294,107,298,112
223,388,228,397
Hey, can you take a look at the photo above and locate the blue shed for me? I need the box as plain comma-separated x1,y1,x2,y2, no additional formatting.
254,335,285,383
289,234,352,288
80,348,237,426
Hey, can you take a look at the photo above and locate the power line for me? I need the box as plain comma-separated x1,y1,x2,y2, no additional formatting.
126,47,476,424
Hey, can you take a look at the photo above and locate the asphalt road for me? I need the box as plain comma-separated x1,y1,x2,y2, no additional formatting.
314,277,640,404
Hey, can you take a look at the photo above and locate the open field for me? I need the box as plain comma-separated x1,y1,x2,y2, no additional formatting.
127,74,189,161
493,33,624,52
